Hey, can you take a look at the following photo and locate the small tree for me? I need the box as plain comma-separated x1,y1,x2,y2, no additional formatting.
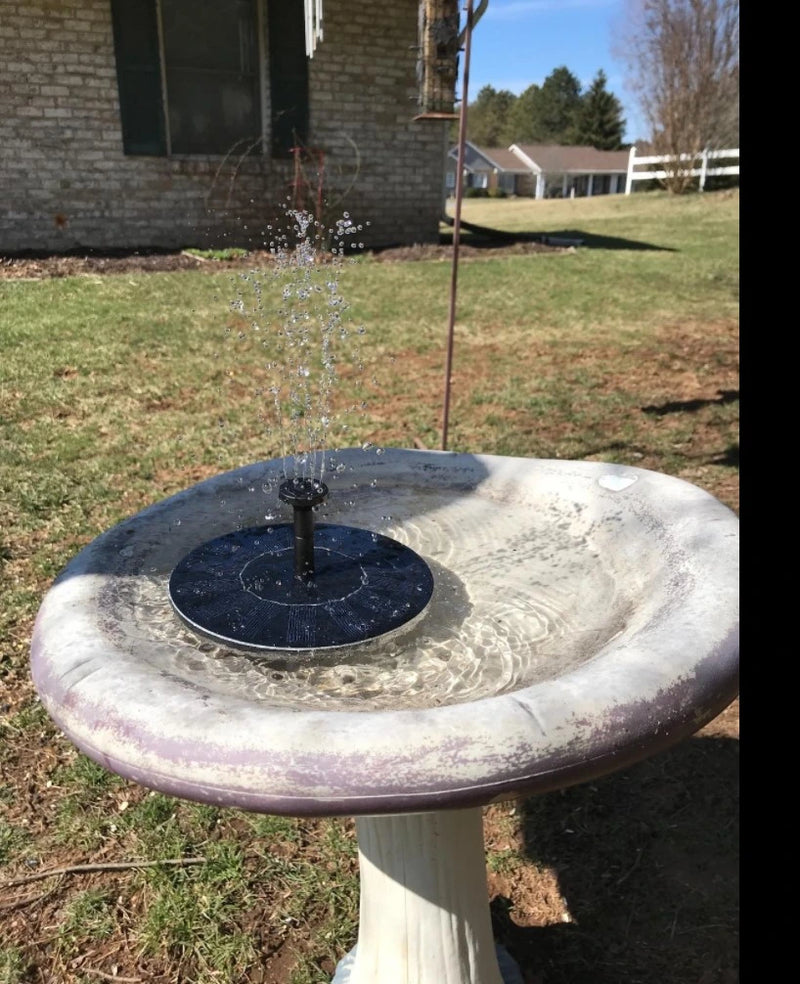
616,0,739,192
575,70,626,150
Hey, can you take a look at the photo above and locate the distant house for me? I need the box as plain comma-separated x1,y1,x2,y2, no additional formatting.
0,0,460,253
447,141,629,199
510,144,629,199
445,143,534,196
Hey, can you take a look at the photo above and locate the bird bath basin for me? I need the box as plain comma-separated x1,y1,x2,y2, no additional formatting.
31,448,739,983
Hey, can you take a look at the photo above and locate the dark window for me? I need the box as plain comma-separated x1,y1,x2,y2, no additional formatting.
593,174,611,195
266,0,309,157
110,0,308,157
110,0,166,155
161,0,260,155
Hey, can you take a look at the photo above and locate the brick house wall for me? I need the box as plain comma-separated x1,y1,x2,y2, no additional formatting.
0,0,449,252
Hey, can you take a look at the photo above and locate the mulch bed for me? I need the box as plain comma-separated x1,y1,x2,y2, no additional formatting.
0,240,566,280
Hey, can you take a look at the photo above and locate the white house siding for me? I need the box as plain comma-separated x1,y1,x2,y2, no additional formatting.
0,0,448,252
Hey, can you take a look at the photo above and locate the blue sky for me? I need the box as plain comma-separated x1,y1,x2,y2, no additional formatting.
465,0,647,143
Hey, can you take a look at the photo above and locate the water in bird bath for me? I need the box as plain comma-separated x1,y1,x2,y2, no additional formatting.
92,452,638,712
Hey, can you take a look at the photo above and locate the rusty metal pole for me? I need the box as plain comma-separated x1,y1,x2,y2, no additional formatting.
441,0,475,452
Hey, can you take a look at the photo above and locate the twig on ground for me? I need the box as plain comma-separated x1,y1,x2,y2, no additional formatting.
616,847,643,886
84,971,144,983
0,888,55,912
0,856,206,889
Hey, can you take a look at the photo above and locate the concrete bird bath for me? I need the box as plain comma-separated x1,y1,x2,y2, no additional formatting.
31,447,739,983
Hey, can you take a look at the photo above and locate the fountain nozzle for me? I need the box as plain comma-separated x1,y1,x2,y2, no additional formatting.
279,478,329,581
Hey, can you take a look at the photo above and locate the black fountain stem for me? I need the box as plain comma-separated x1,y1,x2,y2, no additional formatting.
278,477,329,581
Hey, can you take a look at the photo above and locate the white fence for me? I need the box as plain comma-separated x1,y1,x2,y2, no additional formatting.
625,146,740,193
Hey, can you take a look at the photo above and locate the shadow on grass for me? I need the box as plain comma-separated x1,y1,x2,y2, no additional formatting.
567,438,739,473
441,217,676,252
492,735,739,984
708,443,739,468
641,390,739,416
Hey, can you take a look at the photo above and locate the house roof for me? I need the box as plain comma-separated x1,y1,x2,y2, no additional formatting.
468,146,531,172
448,142,531,173
511,144,630,174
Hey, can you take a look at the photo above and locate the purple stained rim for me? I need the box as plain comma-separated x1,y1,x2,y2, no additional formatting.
29,450,740,818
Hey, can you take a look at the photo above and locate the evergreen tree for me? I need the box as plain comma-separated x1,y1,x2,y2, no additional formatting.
503,84,540,143
534,67,583,143
504,68,583,145
465,85,516,146
575,70,626,149
457,65,627,150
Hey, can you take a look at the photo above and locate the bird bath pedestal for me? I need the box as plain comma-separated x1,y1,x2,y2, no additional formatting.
331,808,523,983
31,449,739,984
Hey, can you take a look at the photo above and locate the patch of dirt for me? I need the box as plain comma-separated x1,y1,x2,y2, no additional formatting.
0,249,258,280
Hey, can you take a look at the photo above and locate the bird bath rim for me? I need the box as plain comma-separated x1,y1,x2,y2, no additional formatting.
31,448,739,817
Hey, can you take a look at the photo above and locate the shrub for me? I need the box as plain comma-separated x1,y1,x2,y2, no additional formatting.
183,247,249,261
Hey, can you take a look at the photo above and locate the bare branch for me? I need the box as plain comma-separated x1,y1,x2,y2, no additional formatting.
615,0,738,191
0,856,206,890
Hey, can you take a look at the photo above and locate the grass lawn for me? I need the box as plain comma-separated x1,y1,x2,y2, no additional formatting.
0,189,738,984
